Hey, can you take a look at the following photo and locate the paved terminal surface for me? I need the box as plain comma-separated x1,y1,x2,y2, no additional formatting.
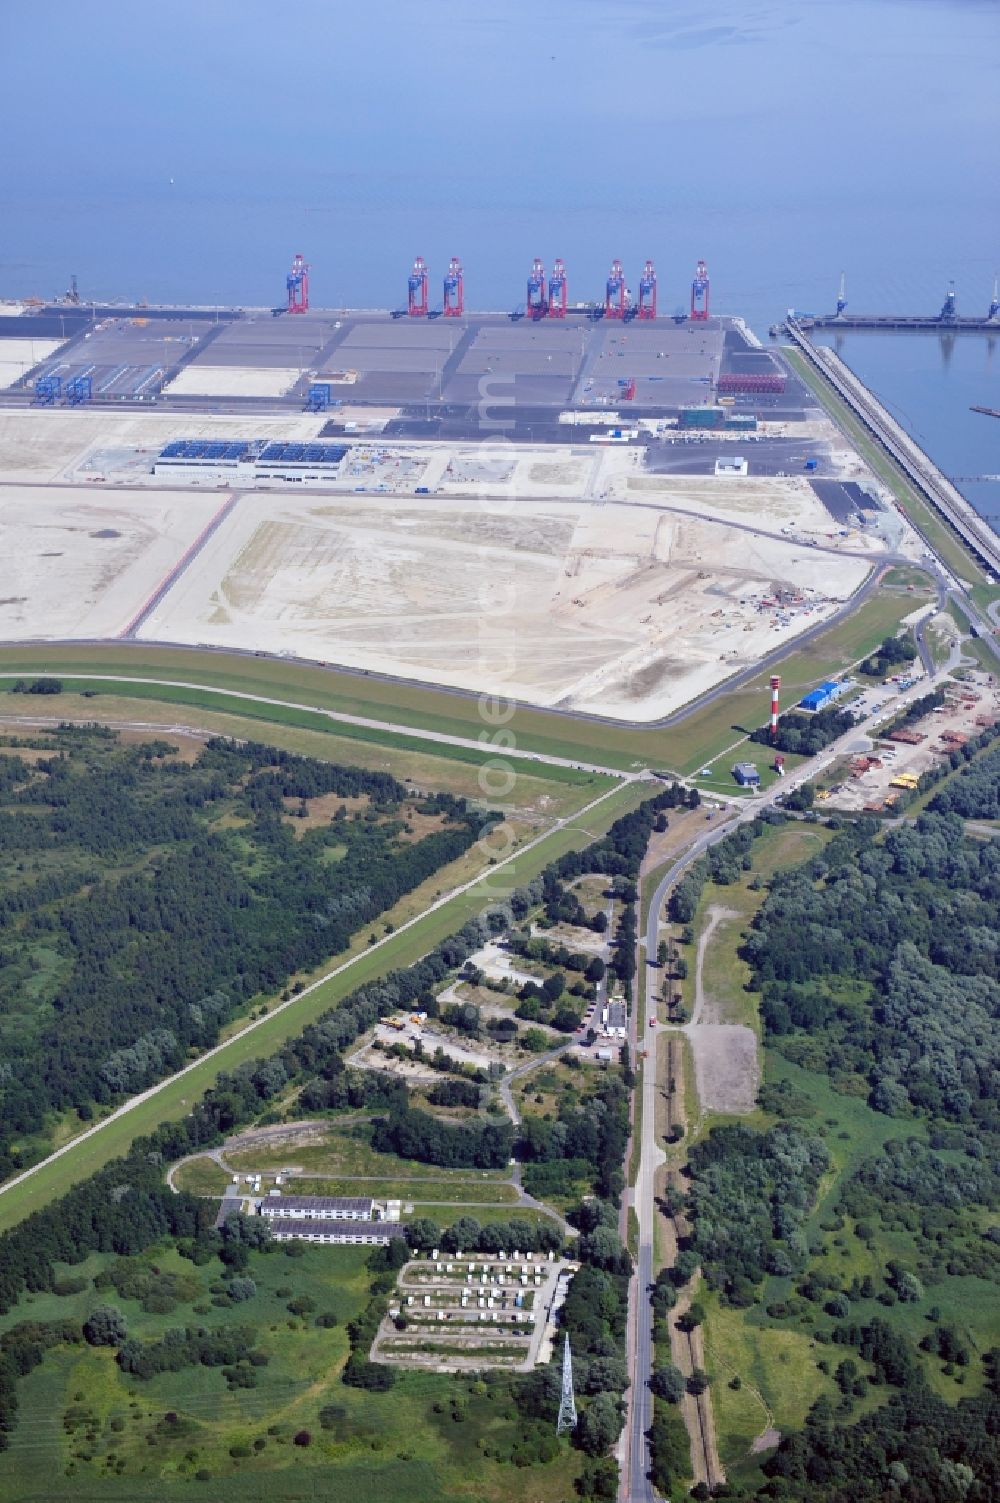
0,306,772,428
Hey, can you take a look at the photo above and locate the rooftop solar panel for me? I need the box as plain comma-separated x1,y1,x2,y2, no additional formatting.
158,438,253,462
158,438,346,466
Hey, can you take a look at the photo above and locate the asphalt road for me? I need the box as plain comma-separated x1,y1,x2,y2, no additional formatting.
621,633,988,1497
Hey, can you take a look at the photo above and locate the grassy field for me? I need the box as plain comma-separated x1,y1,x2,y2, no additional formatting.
0,689,604,813
0,1242,582,1502
244,1175,521,1206
0,777,648,1235
678,821,834,1037
223,1126,512,1181
702,1292,832,1462
172,1157,231,1196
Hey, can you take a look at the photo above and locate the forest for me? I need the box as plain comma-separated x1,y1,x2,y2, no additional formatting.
703,807,1000,1500
745,813,1000,1132
0,729,487,1177
684,1123,829,1303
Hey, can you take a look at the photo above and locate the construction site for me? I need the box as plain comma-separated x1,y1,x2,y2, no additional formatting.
0,253,941,724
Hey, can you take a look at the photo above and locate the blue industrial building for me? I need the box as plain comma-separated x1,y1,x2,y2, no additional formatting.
799,679,850,712
732,761,761,787
153,437,348,483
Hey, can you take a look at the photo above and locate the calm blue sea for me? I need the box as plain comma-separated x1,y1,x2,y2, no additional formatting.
1,0,997,506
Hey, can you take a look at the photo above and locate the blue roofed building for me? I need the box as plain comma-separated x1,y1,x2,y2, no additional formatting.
799,679,851,712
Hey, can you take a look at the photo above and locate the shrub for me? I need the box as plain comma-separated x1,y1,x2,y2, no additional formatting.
83,1306,127,1347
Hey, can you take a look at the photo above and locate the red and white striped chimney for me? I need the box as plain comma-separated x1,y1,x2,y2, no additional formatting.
769,676,781,741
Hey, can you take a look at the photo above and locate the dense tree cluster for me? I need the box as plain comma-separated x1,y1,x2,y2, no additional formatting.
750,703,855,755
116,1323,266,1386
930,741,1000,819
517,1070,629,1202
685,1123,829,1303
404,1216,562,1255
836,1136,999,1286
0,733,487,1177
747,813,1000,1130
425,1077,482,1109
859,630,916,677
552,791,673,884
762,1349,1000,1501
371,1105,514,1168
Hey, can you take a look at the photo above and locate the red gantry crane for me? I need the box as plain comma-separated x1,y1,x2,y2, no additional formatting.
408,256,429,317
605,258,626,319
548,257,567,317
527,257,548,319
286,253,309,314
637,259,657,319
690,259,710,321
443,256,464,317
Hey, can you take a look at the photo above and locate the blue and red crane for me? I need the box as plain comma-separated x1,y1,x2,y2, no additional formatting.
443,256,464,317
286,253,309,314
527,257,548,319
637,259,657,320
605,258,626,319
690,259,710,321
408,256,429,317
548,258,567,317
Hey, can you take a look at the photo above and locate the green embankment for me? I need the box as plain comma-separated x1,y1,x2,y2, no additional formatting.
0,577,937,780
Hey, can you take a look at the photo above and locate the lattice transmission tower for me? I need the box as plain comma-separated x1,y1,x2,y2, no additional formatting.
556,1333,577,1434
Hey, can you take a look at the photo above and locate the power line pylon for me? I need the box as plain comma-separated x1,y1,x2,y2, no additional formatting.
556,1332,577,1435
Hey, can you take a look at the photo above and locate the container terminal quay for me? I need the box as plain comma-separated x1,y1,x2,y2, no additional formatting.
0,251,996,733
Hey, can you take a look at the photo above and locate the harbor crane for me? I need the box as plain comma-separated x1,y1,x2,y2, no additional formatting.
443,256,464,317
637,259,657,319
988,277,999,322
548,258,567,317
408,256,429,317
526,257,547,319
605,258,626,319
836,271,847,316
690,259,710,320
939,279,957,322
286,253,309,314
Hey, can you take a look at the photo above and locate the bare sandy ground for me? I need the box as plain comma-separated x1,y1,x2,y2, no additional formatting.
0,338,65,389
165,365,303,398
685,904,760,1114
0,411,885,720
0,485,222,639
0,408,328,483
138,491,870,722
